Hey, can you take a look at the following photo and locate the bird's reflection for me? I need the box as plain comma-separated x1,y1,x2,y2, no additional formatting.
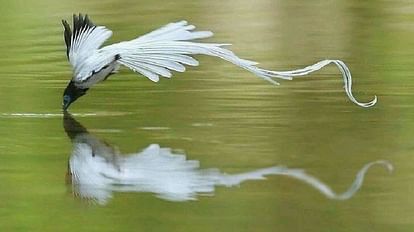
63,113,393,205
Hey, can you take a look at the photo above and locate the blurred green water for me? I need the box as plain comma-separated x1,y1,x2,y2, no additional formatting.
0,0,413,231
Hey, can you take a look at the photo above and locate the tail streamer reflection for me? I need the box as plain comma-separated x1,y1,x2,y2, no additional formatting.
63,113,392,205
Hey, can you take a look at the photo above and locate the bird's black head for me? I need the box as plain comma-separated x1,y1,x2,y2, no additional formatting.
63,81,89,110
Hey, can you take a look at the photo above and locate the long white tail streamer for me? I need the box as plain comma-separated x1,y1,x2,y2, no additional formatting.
117,42,377,107
264,59,378,108
104,20,377,108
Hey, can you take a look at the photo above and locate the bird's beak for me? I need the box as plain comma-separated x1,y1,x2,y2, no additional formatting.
62,95,72,111
63,103,70,111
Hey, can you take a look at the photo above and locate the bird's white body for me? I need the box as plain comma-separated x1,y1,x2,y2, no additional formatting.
75,60,119,89
63,15,377,107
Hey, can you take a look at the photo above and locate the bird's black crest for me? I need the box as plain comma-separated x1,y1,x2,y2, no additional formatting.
62,14,96,58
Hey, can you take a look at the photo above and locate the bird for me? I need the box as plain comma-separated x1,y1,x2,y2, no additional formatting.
62,14,377,110
63,113,392,204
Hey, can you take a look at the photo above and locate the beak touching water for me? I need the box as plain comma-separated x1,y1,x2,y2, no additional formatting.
62,95,72,110
62,81,88,110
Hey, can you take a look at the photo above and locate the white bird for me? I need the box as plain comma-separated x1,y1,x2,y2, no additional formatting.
62,14,377,110
64,113,392,205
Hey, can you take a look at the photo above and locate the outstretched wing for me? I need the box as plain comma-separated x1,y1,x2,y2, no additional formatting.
62,14,113,70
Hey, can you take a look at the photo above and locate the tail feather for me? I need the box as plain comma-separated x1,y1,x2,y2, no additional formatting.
260,59,378,108
109,20,377,108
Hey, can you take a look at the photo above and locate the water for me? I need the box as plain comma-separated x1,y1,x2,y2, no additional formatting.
0,0,412,231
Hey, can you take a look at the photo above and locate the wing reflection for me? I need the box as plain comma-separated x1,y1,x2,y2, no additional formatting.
63,113,393,205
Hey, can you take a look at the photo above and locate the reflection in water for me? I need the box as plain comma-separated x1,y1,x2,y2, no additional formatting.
0,112,131,118
63,114,393,205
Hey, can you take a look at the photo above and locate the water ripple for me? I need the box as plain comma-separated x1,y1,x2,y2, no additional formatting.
0,112,132,118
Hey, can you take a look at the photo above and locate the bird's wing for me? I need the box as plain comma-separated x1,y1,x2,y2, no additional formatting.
62,14,113,70
100,20,376,108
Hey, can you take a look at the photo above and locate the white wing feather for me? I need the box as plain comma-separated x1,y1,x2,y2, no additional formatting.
70,26,112,70
63,14,113,82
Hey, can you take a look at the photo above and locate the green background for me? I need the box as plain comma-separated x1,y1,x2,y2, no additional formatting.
0,0,412,231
